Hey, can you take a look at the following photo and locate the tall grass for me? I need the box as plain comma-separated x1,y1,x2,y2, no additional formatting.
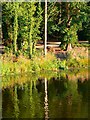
0,47,88,76
1,53,64,76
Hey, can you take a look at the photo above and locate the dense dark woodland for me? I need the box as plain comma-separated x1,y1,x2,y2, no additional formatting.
2,2,90,57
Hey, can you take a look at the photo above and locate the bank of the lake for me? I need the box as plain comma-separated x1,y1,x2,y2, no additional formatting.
0,46,88,76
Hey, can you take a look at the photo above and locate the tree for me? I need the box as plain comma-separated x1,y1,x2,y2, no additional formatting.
2,2,43,57
2,1,89,55
78,2,90,42
13,2,19,53
63,2,89,50
47,2,89,50
32,2,43,55
2,2,20,54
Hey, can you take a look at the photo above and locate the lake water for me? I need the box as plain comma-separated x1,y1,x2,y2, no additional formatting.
1,69,89,119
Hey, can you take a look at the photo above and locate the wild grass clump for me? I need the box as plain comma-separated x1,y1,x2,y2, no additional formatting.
73,43,90,47
1,54,32,75
66,47,88,68
0,45,88,76
32,52,59,71
1,52,66,76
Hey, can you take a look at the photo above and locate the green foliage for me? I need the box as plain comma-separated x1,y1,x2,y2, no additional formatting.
73,43,90,47
1,52,68,76
1,2,89,76
58,60,68,70
13,2,19,53
47,2,89,47
2,2,89,56
63,24,78,44
66,50,88,68
1,48,88,76
2,2,43,58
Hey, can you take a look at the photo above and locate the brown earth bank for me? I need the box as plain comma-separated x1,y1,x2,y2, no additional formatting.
48,46,88,60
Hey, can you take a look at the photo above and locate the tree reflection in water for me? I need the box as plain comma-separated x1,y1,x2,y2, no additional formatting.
44,78,49,119
2,68,88,118
0,81,2,119
13,86,19,118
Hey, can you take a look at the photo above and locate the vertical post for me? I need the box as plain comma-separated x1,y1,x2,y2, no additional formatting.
45,0,47,56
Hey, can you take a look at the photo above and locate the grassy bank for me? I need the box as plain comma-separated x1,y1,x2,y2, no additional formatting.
66,46,88,68
0,46,88,76
0,52,62,76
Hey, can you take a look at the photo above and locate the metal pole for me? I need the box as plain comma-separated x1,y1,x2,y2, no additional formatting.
45,0,47,56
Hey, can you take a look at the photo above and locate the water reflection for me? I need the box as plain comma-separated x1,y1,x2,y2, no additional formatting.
2,69,89,118
0,76,2,119
13,86,19,118
0,88,2,119
44,78,49,119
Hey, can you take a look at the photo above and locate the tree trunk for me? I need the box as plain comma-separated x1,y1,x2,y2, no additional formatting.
13,3,18,54
32,41,36,55
66,2,72,51
67,43,72,51
28,26,33,59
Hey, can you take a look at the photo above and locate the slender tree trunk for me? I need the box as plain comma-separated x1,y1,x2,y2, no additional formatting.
28,9,33,59
13,3,18,54
14,86,19,118
67,43,72,51
59,1,62,21
27,3,36,59
66,2,70,28
32,41,36,55
28,25,33,59
66,2,72,51
29,29,33,59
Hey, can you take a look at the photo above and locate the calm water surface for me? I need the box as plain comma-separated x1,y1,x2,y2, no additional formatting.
1,69,89,119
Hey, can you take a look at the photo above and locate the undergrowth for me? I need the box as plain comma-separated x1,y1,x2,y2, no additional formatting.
0,47,88,76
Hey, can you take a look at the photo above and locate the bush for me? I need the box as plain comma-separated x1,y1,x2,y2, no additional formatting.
1,47,88,76
1,52,62,76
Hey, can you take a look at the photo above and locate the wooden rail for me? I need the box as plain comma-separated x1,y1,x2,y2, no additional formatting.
36,45,44,48
47,44,60,47
79,41,89,44
0,44,5,54
47,42,61,45
36,42,61,49
0,46,5,49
